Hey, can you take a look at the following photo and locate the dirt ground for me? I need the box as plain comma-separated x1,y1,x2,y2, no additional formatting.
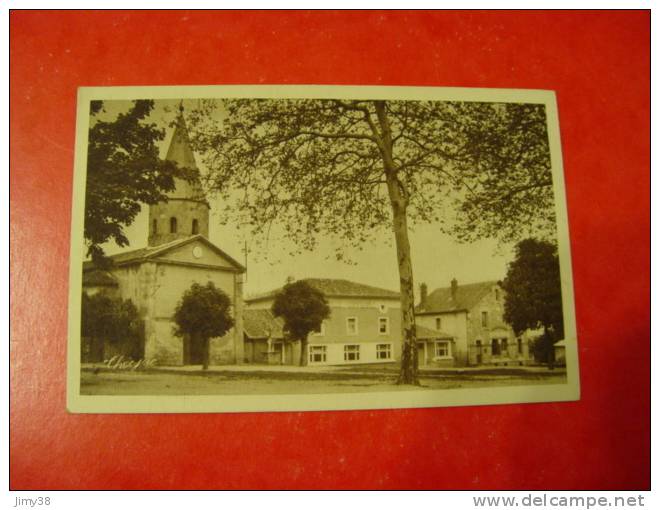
80,364,568,395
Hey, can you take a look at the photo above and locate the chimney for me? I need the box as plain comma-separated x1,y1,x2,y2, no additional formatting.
285,276,295,285
419,283,428,307
451,278,458,302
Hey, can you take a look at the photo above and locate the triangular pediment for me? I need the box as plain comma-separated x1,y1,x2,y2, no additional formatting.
148,236,245,272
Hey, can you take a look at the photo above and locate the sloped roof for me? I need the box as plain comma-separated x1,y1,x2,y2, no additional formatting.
243,309,284,339
246,278,400,303
416,280,500,314
82,269,118,287
416,324,454,340
83,235,245,272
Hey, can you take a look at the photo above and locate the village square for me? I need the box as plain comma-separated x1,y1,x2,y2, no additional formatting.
79,98,567,395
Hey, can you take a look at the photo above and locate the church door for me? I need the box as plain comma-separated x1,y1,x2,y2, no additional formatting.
184,334,205,365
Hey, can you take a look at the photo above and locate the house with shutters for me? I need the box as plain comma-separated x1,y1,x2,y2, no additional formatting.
244,278,402,366
81,106,245,366
414,279,533,367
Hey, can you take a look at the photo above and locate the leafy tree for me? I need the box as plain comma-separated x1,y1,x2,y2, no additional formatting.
451,104,556,244
81,292,144,361
501,238,564,365
173,282,235,370
188,99,553,384
271,280,331,366
85,100,190,266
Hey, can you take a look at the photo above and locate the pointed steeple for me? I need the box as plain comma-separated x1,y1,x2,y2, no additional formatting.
162,104,206,201
166,105,198,172
147,102,210,247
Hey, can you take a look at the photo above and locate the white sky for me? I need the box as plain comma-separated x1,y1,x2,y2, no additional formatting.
96,99,514,297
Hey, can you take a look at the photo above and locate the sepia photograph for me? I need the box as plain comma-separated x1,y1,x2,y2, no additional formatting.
67,85,579,413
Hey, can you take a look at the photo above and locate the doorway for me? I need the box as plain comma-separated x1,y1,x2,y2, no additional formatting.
272,342,283,364
417,343,425,366
184,334,205,365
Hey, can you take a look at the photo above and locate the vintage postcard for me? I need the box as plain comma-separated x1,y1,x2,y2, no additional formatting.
67,85,579,413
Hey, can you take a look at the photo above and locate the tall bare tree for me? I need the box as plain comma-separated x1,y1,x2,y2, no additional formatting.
187,99,554,384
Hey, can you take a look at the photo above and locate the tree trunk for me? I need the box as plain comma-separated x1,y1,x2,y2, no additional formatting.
544,326,555,371
202,336,210,370
374,101,419,386
299,337,308,367
389,193,419,385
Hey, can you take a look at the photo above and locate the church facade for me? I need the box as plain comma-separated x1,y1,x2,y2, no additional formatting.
82,108,245,366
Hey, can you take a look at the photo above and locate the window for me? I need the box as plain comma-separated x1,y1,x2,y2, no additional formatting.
346,317,358,335
378,317,389,335
152,219,158,235
494,288,500,301
501,338,508,356
481,311,489,328
517,337,523,355
435,317,442,330
377,344,392,360
491,338,501,356
312,321,326,336
308,345,327,364
192,219,199,235
434,341,451,359
170,217,178,234
344,344,360,361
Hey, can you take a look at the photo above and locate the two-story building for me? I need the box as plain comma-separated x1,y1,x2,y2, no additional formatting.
244,278,402,366
415,279,533,367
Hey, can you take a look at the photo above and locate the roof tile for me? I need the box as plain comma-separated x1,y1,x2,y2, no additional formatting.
247,278,400,302
417,280,499,314
416,324,455,339
243,309,284,339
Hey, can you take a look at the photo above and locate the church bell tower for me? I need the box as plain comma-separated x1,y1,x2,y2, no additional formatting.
148,104,210,247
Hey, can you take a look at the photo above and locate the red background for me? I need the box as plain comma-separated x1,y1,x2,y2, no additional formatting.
10,11,650,490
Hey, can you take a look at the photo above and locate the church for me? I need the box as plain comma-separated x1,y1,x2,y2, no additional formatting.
82,106,245,366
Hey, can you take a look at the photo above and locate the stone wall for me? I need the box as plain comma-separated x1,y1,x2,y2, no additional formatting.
466,285,531,365
108,259,244,366
148,199,209,247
